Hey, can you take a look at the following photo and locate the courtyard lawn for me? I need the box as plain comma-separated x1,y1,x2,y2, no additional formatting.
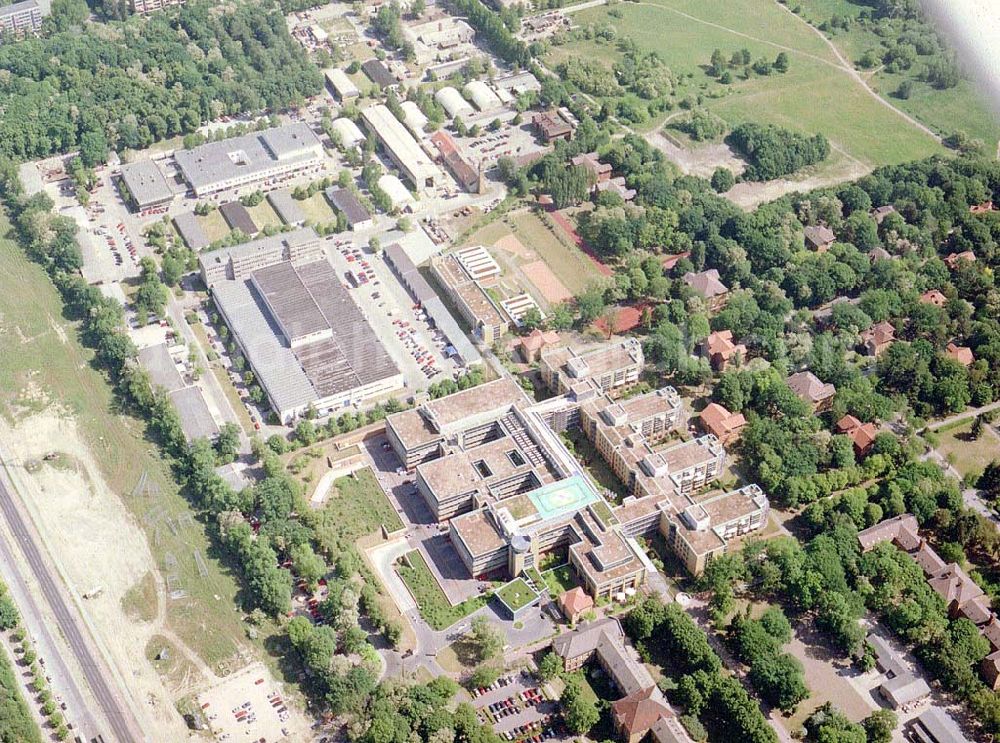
929,420,998,480
541,564,577,597
297,192,336,224
198,209,230,243
547,0,943,168
396,550,487,630
245,199,281,231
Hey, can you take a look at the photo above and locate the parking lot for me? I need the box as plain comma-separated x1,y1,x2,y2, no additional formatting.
473,671,562,740
324,236,463,393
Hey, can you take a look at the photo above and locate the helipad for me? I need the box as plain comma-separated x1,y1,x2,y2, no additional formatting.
527,475,600,521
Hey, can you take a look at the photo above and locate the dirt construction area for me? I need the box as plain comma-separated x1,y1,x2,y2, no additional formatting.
0,408,192,738
0,409,311,741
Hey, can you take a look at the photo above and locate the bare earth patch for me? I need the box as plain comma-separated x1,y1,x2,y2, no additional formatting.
0,409,191,738
520,259,573,304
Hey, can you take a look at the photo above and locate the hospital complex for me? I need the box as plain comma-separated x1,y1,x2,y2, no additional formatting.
385,339,770,600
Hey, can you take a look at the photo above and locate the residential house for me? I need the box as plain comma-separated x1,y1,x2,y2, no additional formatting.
698,403,746,445
944,251,976,270
859,321,895,357
803,224,836,252
701,330,745,372
786,371,836,412
612,687,675,743
945,342,974,367
871,205,896,224
558,587,594,624
835,415,879,457
683,269,728,311
517,329,562,363
920,290,948,308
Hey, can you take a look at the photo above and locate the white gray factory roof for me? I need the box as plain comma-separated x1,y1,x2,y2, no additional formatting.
400,101,429,139
361,105,440,185
378,174,415,210
138,343,185,392
175,123,322,193
435,86,474,119
331,117,366,149
173,211,210,250
267,189,306,226
120,159,174,207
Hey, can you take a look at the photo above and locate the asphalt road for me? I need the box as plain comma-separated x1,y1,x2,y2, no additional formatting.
0,473,144,743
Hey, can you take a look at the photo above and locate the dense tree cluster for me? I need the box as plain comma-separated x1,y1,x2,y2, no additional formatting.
0,1,321,163
625,597,776,743
727,123,831,181
728,608,807,712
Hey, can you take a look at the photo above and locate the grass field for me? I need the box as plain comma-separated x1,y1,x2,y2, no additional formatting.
396,550,487,630
541,564,577,597
547,0,944,167
122,571,158,623
790,0,1000,149
930,420,997,479
297,192,336,224
0,213,248,673
314,468,404,543
198,210,230,243
245,200,280,231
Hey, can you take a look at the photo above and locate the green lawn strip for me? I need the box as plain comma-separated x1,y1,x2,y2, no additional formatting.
397,551,487,630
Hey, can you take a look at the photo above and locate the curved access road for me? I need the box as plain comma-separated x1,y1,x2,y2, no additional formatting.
0,467,145,743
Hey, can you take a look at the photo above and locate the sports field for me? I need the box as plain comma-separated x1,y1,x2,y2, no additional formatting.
547,0,944,167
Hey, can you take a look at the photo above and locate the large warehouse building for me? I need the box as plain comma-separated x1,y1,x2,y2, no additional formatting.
360,105,441,192
175,123,325,197
209,237,403,423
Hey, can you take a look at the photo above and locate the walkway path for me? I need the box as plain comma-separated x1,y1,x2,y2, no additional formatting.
772,0,941,144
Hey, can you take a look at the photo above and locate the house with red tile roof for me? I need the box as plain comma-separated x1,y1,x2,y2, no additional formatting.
804,224,836,252
516,329,562,363
945,342,974,367
859,321,895,357
944,251,976,270
699,403,746,445
920,289,948,308
612,687,675,743
835,415,879,457
701,330,746,372
558,587,594,624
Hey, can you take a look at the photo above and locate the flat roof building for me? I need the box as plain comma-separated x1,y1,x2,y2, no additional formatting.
0,0,43,36
131,0,184,12
540,338,644,395
267,189,306,226
119,160,174,210
324,187,373,230
212,256,403,423
431,252,508,344
173,211,210,251
324,67,360,101
175,123,325,197
199,227,324,287
361,105,441,192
